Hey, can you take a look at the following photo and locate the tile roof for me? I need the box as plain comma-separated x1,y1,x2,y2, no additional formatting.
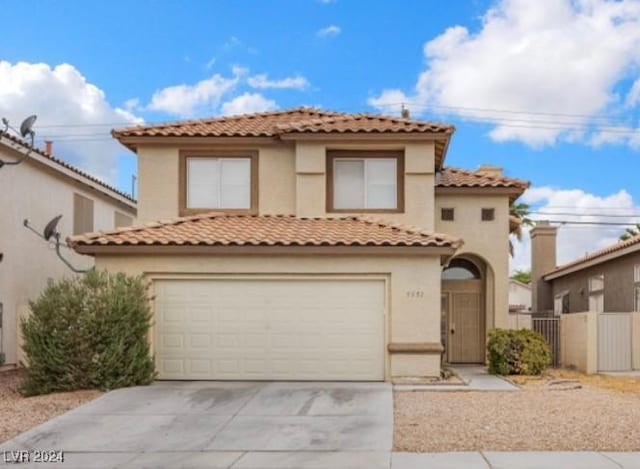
0,133,136,204
436,167,530,190
68,213,463,250
112,107,454,138
545,234,640,278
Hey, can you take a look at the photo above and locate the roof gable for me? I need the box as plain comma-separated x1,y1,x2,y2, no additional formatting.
0,133,136,207
112,107,455,167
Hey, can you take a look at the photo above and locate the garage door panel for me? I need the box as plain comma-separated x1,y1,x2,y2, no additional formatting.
154,279,385,381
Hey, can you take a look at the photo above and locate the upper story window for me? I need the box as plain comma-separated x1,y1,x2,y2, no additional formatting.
114,211,133,228
327,151,404,212
481,208,495,221
73,193,94,235
588,274,604,313
441,208,455,221
180,151,258,215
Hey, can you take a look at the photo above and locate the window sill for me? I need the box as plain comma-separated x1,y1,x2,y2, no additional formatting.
179,208,257,217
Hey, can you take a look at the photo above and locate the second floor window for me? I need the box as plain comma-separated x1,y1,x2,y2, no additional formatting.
186,157,251,209
328,151,403,212
73,193,94,235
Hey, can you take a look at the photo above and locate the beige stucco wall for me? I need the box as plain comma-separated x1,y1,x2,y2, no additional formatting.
136,141,436,229
0,144,136,365
634,312,640,370
435,194,511,332
95,253,443,380
560,311,598,374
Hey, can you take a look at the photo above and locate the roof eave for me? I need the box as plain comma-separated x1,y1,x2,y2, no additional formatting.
71,244,459,257
543,241,640,281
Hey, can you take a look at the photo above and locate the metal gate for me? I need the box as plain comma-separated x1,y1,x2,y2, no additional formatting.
533,317,560,367
598,313,632,372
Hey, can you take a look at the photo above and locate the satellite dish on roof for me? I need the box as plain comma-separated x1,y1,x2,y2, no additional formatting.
19,115,37,138
43,214,63,241
0,114,38,169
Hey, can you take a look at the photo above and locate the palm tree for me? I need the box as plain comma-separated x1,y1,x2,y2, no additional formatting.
620,223,640,241
509,202,533,257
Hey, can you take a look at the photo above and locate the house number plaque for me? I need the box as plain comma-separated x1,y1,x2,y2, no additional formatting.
406,290,425,298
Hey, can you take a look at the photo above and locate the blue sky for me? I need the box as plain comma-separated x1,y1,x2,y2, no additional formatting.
2,0,640,270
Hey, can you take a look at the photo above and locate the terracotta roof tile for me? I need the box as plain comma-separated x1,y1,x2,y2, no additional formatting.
67,213,463,250
112,107,454,139
436,167,530,190
0,133,136,204
545,235,640,278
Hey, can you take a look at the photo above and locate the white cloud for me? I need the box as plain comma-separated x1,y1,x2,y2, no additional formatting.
0,61,141,184
369,0,640,148
510,186,640,273
220,92,277,115
247,73,309,90
625,78,640,107
147,72,241,117
317,25,341,38
205,57,216,70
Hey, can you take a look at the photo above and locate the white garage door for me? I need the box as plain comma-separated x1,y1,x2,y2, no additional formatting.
154,278,385,380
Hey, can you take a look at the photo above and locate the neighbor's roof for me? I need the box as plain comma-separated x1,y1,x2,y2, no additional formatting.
68,213,463,253
544,235,640,280
112,107,455,166
0,133,136,207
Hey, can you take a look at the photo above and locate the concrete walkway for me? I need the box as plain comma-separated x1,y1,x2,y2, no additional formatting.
394,365,519,391
392,451,640,468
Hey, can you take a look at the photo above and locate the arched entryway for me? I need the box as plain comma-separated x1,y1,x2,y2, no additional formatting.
441,257,486,364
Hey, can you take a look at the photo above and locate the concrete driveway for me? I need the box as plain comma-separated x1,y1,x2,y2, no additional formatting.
0,381,392,468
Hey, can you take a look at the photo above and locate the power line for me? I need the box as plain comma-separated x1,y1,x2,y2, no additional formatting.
531,211,640,218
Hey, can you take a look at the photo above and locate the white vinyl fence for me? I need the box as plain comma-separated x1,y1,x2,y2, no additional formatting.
598,313,632,372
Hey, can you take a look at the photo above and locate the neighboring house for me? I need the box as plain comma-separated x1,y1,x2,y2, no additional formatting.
508,278,532,312
507,279,532,329
68,108,528,381
0,133,137,366
530,221,640,373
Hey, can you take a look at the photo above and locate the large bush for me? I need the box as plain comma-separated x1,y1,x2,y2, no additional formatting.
20,270,156,396
487,328,551,375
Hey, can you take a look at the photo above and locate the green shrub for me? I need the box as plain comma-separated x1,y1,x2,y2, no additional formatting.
20,270,156,396
487,328,551,375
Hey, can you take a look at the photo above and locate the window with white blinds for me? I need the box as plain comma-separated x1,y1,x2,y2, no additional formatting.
187,158,251,209
333,158,397,209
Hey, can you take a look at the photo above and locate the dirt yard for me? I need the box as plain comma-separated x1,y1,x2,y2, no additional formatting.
395,371,640,452
0,369,102,443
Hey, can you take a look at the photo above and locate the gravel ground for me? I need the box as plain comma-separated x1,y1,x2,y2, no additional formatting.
395,383,640,451
0,370,102,443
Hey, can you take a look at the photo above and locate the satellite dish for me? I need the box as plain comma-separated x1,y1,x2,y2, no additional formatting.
43,215,63,241
20,115,37,138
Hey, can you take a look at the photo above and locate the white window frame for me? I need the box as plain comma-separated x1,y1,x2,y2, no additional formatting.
634,264,640,283
333,158,397,210
186,157,251,210
587,274,604,313
554,291,570,316
588,274,604,293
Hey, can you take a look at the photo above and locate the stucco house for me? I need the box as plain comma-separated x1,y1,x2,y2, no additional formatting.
0,133,137,366
68,108,528,381
530,221,640,373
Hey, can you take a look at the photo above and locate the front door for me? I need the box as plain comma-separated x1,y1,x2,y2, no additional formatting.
449,291,483,363
442,279,484,364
